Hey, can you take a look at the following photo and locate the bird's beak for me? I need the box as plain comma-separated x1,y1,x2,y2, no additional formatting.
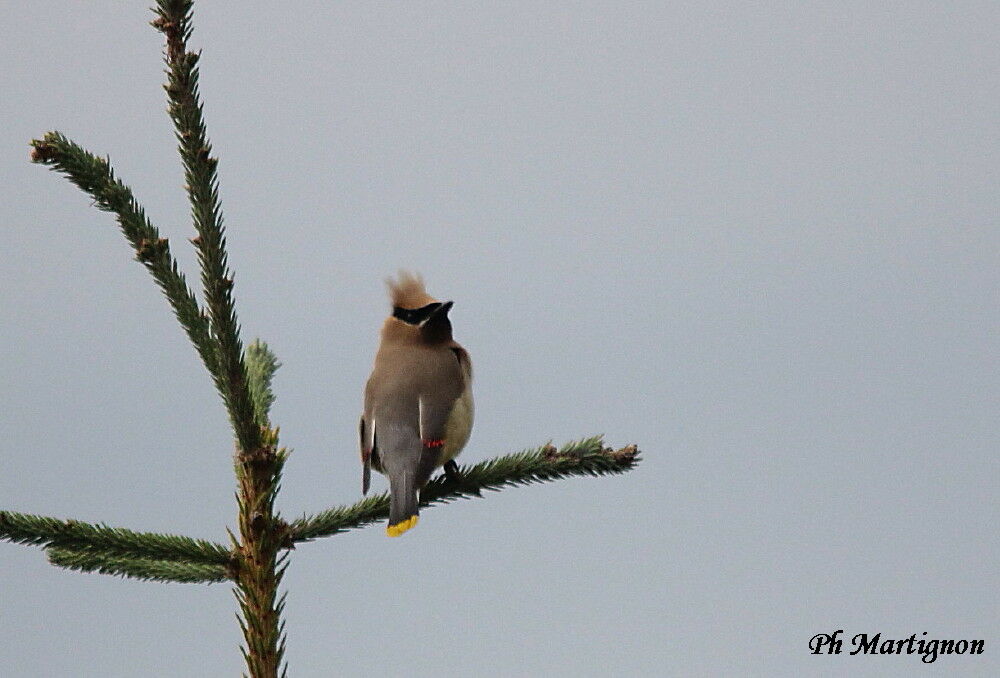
430,300,454,319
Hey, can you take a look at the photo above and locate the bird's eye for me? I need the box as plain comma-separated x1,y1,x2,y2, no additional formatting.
392,303,440,325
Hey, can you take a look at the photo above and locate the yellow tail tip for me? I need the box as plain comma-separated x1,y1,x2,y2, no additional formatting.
386,515,419,537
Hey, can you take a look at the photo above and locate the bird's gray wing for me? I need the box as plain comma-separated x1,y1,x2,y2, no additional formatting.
359,414,375,495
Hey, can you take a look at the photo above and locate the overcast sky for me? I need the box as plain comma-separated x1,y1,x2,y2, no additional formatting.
1,2,997,676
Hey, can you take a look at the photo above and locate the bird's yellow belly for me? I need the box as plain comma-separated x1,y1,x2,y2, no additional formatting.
440,387,474,465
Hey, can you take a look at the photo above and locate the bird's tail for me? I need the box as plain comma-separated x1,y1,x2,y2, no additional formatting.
387,470,419,537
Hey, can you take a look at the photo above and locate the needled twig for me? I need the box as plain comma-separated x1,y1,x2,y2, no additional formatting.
29,133,217,376
46,546,231,584
290,438,640,542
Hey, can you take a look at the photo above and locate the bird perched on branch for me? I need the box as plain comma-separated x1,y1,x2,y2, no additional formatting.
360,272,474,537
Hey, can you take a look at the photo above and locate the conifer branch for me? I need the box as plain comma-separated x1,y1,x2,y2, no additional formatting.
152,0,260,455
152,4,284,673
46,546,231,584
15,5,641,676
0,510,231,564
28,132,217,376
289,438,640,542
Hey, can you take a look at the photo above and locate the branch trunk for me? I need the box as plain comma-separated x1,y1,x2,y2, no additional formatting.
235,444,286,678
153,3,288,674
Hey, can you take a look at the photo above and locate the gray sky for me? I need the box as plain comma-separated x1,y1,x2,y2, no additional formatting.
2,2,997,676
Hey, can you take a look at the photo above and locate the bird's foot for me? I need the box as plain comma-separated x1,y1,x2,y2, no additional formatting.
443,460,463,483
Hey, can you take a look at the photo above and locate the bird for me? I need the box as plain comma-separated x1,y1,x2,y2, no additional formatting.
360,272,474,537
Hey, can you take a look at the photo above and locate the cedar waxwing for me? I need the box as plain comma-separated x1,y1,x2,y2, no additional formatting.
360,272,474,537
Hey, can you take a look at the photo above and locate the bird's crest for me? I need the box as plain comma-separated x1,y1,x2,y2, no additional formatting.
386,271,436,309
